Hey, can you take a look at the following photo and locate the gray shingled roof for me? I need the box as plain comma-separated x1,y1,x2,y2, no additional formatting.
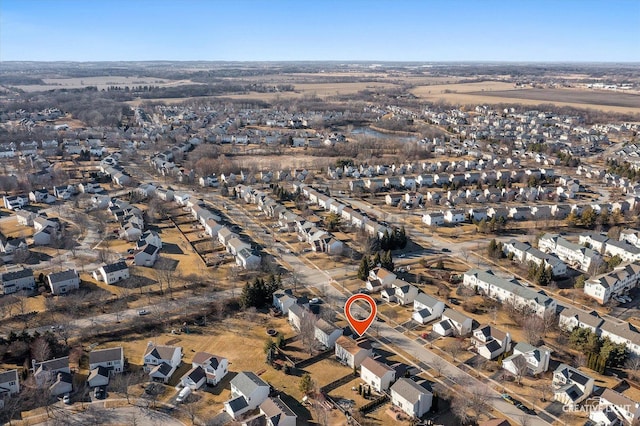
390,378,432,404
0,268,33,282
231,371,269,397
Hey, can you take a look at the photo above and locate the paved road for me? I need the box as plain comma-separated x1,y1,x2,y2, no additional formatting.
214,195,550,426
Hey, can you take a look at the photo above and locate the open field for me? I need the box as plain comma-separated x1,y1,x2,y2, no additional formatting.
12,76,199,92
411,80,640,114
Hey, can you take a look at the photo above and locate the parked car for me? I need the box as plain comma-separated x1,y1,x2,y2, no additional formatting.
138,309,149,316
176,386,192,403
94,386,106,400
62,394,71,405
309,298,320,304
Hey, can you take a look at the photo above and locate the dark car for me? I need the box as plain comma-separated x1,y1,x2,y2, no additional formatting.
442,248,451,252
94,386,106,400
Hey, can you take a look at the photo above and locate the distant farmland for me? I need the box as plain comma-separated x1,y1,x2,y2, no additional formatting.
411,81,640,114
474,88,640,109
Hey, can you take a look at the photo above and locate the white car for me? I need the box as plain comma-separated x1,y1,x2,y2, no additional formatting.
62,394,71,405
309,298,320,304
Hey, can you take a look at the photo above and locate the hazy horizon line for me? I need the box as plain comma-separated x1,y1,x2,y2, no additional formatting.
3,60,640,65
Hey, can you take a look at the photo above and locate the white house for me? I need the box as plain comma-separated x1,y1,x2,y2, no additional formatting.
390,378,433,419
47,269,80,295
444,209,466,224
335,336,373,369
433,308,472,337
179,366,207,391
314,319,343,349
288,304,314,331
584,262,640,304
0,268,35,295
88,347,125,375
422,212,445,227
463,269,557,318
191,352,228,386
502,342,551,377
134,244,160,267
16,210,36,226
257,396,297,426
0,369,19,408
412,293,445,324
472,325,511,360
3,195,28,210
393,282,419,306
143,344,182,383
273,290,298,315
32,357,72,396
558,306,604,333
360,357,395,392
87,366,110,388
553,364,594,406
366,267,397,292
95,261,130,284
224,371,270,419
596,388,640,425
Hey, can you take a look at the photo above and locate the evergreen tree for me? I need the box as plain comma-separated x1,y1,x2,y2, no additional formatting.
357,256,371,280
372,251,381,268
381,250,394,271
299,373,314,395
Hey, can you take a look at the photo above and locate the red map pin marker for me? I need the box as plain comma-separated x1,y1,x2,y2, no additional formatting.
344,293,377,337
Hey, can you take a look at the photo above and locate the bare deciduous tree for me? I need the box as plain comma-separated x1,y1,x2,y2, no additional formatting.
299,312,318,355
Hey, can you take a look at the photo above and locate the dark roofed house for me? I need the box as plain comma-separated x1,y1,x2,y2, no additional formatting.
47,269,79,295
224,371,270,419
0,267,35,295
95,261,130,284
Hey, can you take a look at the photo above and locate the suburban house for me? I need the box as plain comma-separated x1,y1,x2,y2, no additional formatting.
142,344,182,383
134,244,160,267
552,364,594,405
254,396,297,426
32,356,72,396
137,230,162,250
0,369,19,408
393,282,419,306
287,302,312,330
33,226,56,245
3,195,28,210
360,357,396,392
0,268,35,295
236,247,261,270
16,210,36,226
94,261,130,284
390,378,433,419
592,388,640,425
314,319,343,349
179,366,207,391
583,262,640,304
335,336,373,369
463,269,557,317
272,290,298,315
224,371,270,419
88,347,125,375
366,267,397,292
87,366,110,388
558,307,603,333
412,292,445,324
472,325,511,360
422,212,445,227
433,308,473,337
29,188,55,204
191,352,228,386
502,342,551,377
47,269,80,295
539,233,601,272
502,239,567,277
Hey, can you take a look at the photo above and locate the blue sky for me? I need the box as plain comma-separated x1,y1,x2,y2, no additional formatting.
1,0,638,62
